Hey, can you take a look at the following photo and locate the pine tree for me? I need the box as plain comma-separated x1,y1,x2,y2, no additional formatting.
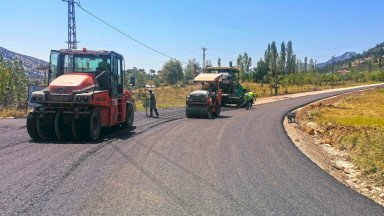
279,42,286,74
270,41,278,95
286,41,294,74
237,53,252,81
304,56,308,72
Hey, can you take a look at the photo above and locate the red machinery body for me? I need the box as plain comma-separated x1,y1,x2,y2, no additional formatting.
27,49,135,141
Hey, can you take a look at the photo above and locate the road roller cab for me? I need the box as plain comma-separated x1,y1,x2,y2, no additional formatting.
186,73,222,119
27,48,135,141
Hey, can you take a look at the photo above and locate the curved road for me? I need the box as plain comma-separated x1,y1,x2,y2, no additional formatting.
1,86,383,215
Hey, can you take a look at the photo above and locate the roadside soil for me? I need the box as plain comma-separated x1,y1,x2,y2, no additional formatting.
283,91,384,206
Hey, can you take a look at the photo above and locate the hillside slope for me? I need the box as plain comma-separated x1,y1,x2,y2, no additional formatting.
0,46,48,79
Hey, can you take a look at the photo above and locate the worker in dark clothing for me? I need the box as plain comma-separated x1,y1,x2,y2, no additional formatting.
148,89,159,118
95,59,111,90
97,59,110,71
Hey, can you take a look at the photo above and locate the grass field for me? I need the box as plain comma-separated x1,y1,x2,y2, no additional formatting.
309,88,384,184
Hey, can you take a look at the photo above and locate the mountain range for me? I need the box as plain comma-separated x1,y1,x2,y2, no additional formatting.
0,46,48,79
317,52,358,68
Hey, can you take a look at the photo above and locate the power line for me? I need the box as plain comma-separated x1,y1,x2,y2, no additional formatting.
76,3,180,62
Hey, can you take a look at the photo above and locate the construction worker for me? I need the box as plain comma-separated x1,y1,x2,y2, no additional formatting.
97,59,110,71
248,91,256,108
148,89,159,118
244,91,252,110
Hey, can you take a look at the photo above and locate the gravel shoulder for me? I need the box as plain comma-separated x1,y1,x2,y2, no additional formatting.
283,90,384,206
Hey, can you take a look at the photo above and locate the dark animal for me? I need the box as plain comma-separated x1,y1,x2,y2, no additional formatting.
286,112,296,123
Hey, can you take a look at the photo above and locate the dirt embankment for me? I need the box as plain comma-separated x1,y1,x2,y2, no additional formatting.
284,91,384,206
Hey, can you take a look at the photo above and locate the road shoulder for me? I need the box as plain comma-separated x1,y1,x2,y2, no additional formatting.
283,91,384,206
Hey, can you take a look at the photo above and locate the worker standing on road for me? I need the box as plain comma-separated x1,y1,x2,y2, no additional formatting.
148,89,159,118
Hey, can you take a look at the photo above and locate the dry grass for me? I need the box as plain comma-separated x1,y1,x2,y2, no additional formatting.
138,81,368,111
0,81,376,116
241,81,371,98
310,88,384,184
0,107,28,118
133,84,201,111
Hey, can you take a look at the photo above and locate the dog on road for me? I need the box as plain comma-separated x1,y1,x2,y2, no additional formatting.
286,112,296,123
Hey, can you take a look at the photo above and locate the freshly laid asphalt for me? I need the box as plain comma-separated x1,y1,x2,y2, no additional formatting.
1,85,383,215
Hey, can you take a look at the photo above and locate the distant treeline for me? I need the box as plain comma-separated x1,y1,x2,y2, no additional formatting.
1,41,384,108
0,56,28,108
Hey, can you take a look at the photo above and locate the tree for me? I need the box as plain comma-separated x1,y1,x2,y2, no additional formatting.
270,41,278,95
304,56,308,72
264,43,271,67
237,52,252,81
278,41,286,74
159,59,184,85
309,58,315,71
0,57,28,107
291,54,297,73
125,67,148,88
368,56,373,72
286,41,294,74
217,58,221,67
184,58,201,83
253,59,269,85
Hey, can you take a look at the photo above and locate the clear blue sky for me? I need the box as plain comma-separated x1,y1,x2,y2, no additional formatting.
1,0,384,71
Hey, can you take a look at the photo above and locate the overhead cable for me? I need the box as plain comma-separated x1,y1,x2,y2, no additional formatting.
76,3,181,62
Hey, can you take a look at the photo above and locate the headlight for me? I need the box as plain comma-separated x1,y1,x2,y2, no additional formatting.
38,94,43,101
82,96,88,102
32,94,37,101
76,96,81,102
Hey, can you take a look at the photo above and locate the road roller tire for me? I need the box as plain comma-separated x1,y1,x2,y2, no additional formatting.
123,103,134,128
88,109,101,141
72,118,86,141
55,109,72,140
27,113,40,140
37,114,56,140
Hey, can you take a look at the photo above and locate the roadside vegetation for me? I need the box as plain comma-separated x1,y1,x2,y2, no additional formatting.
306,89,384,185
1,41,384,116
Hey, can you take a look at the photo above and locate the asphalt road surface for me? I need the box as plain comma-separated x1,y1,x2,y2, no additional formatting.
1,86,384,215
